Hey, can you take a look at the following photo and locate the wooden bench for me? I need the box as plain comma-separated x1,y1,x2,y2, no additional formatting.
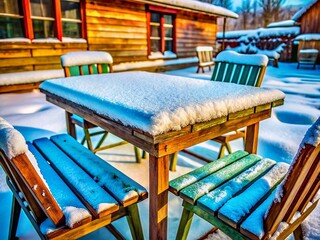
0,118,147,239
196,46,214,73
170,118,319,240
297,49,318,69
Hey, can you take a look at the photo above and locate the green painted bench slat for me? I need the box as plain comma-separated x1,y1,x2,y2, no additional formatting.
197,158,276,215
223,63,236,83
230,64,243,84
33,138,120,218
179,154,262,204
217,162,290,228
169,150,249,195
50,134,147,205
247,65,261,86
238,65,252,85
211,62,221,81
215,62,227,81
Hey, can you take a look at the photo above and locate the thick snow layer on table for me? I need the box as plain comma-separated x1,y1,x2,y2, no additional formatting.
218,162,289,223
295,34,320,41
0,117,28,159
138,0,238,18
0,70,64,86
216,50,268,66
40,71,284,135
267,20,296,28
60,51,113,67
28,143,90,230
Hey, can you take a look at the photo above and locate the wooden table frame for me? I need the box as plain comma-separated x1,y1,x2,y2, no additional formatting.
41,89,283,240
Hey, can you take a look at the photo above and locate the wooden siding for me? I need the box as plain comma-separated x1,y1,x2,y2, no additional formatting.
85,0,148,63
176,12,217,58
0,43,87,74
0,0,219,74
300,0,320,34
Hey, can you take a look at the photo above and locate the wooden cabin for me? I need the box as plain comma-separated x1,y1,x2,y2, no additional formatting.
0,0,238,76
292,0,320,63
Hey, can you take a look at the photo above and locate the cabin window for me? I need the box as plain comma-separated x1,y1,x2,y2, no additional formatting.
61,0,82,38
0,0,83,41
0,0,24,39
148,10,176,59
31,0,55,38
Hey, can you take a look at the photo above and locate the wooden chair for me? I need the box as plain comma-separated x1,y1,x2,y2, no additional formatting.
297,49,318,69
176,50,268,169
61,51,145,162
196,46,214,73
0,117,147,240
170,118,320,240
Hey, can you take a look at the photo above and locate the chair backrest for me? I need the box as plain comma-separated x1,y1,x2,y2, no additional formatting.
0,118,65,226
196,46,214,64
299,49,319,62
211,50,268,87
60,51,113,77
264,117,320,237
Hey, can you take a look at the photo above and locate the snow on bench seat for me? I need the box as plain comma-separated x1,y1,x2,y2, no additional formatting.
0,69,64,93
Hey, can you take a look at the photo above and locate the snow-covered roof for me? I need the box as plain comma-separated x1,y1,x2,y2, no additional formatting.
217,27,300,40
135,0,238,18
216,50,269,66
267,20,296,28
60,51,113,67
295,33,320,41
40,71,284,135
292,0,318,21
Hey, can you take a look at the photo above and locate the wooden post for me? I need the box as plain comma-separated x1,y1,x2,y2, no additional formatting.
245,123,259,154
149,154,169,240
65,111,76,139
222,18,226,51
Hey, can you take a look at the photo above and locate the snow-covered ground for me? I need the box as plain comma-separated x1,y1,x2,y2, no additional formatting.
0,62,319,239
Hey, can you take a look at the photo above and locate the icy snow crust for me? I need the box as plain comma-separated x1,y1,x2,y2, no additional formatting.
216,50,268,66
40,71,285,135
60,51,113,67
295,34,320,41
267,20,295,28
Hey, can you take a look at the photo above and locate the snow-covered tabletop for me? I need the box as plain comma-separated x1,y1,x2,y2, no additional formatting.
40,71,285,136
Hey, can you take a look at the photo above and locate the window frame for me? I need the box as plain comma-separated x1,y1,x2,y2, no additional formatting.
0,0,85,41
147,5,176,58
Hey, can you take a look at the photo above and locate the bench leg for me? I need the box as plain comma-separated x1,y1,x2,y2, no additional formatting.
176,206,194,240
65,111,76,139
196,66,200,73
83,128,94,151
95,132,108,149
169,152,179,172
9,196,21,240
134,146,142,163
218,144,226,159
126,204,144,240
141,150,147,159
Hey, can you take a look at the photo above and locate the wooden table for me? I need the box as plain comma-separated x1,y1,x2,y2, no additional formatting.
40,71,285,240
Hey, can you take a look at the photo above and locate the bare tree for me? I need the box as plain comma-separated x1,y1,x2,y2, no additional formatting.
211,0,233,10
259,0,285,26
238,0,251,30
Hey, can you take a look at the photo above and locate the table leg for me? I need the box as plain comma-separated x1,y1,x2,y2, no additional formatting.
149,155,169,240
245,122,259,154
65,111,76,139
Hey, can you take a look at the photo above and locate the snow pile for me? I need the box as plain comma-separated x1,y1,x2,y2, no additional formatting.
216,50,268,66
137,0,238,18
295,34,320,41
40,71,285,135
60,51,113,67
267,20,296,28
0,70,64,86
217,29,257,39
196,46,213,51
300,49,319,54
0,117,28,159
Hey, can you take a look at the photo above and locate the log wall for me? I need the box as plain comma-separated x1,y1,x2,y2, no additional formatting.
299,1,320,34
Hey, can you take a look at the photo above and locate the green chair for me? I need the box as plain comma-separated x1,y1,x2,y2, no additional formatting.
171,50,268,170
170,118,320,240
61,51,145,162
